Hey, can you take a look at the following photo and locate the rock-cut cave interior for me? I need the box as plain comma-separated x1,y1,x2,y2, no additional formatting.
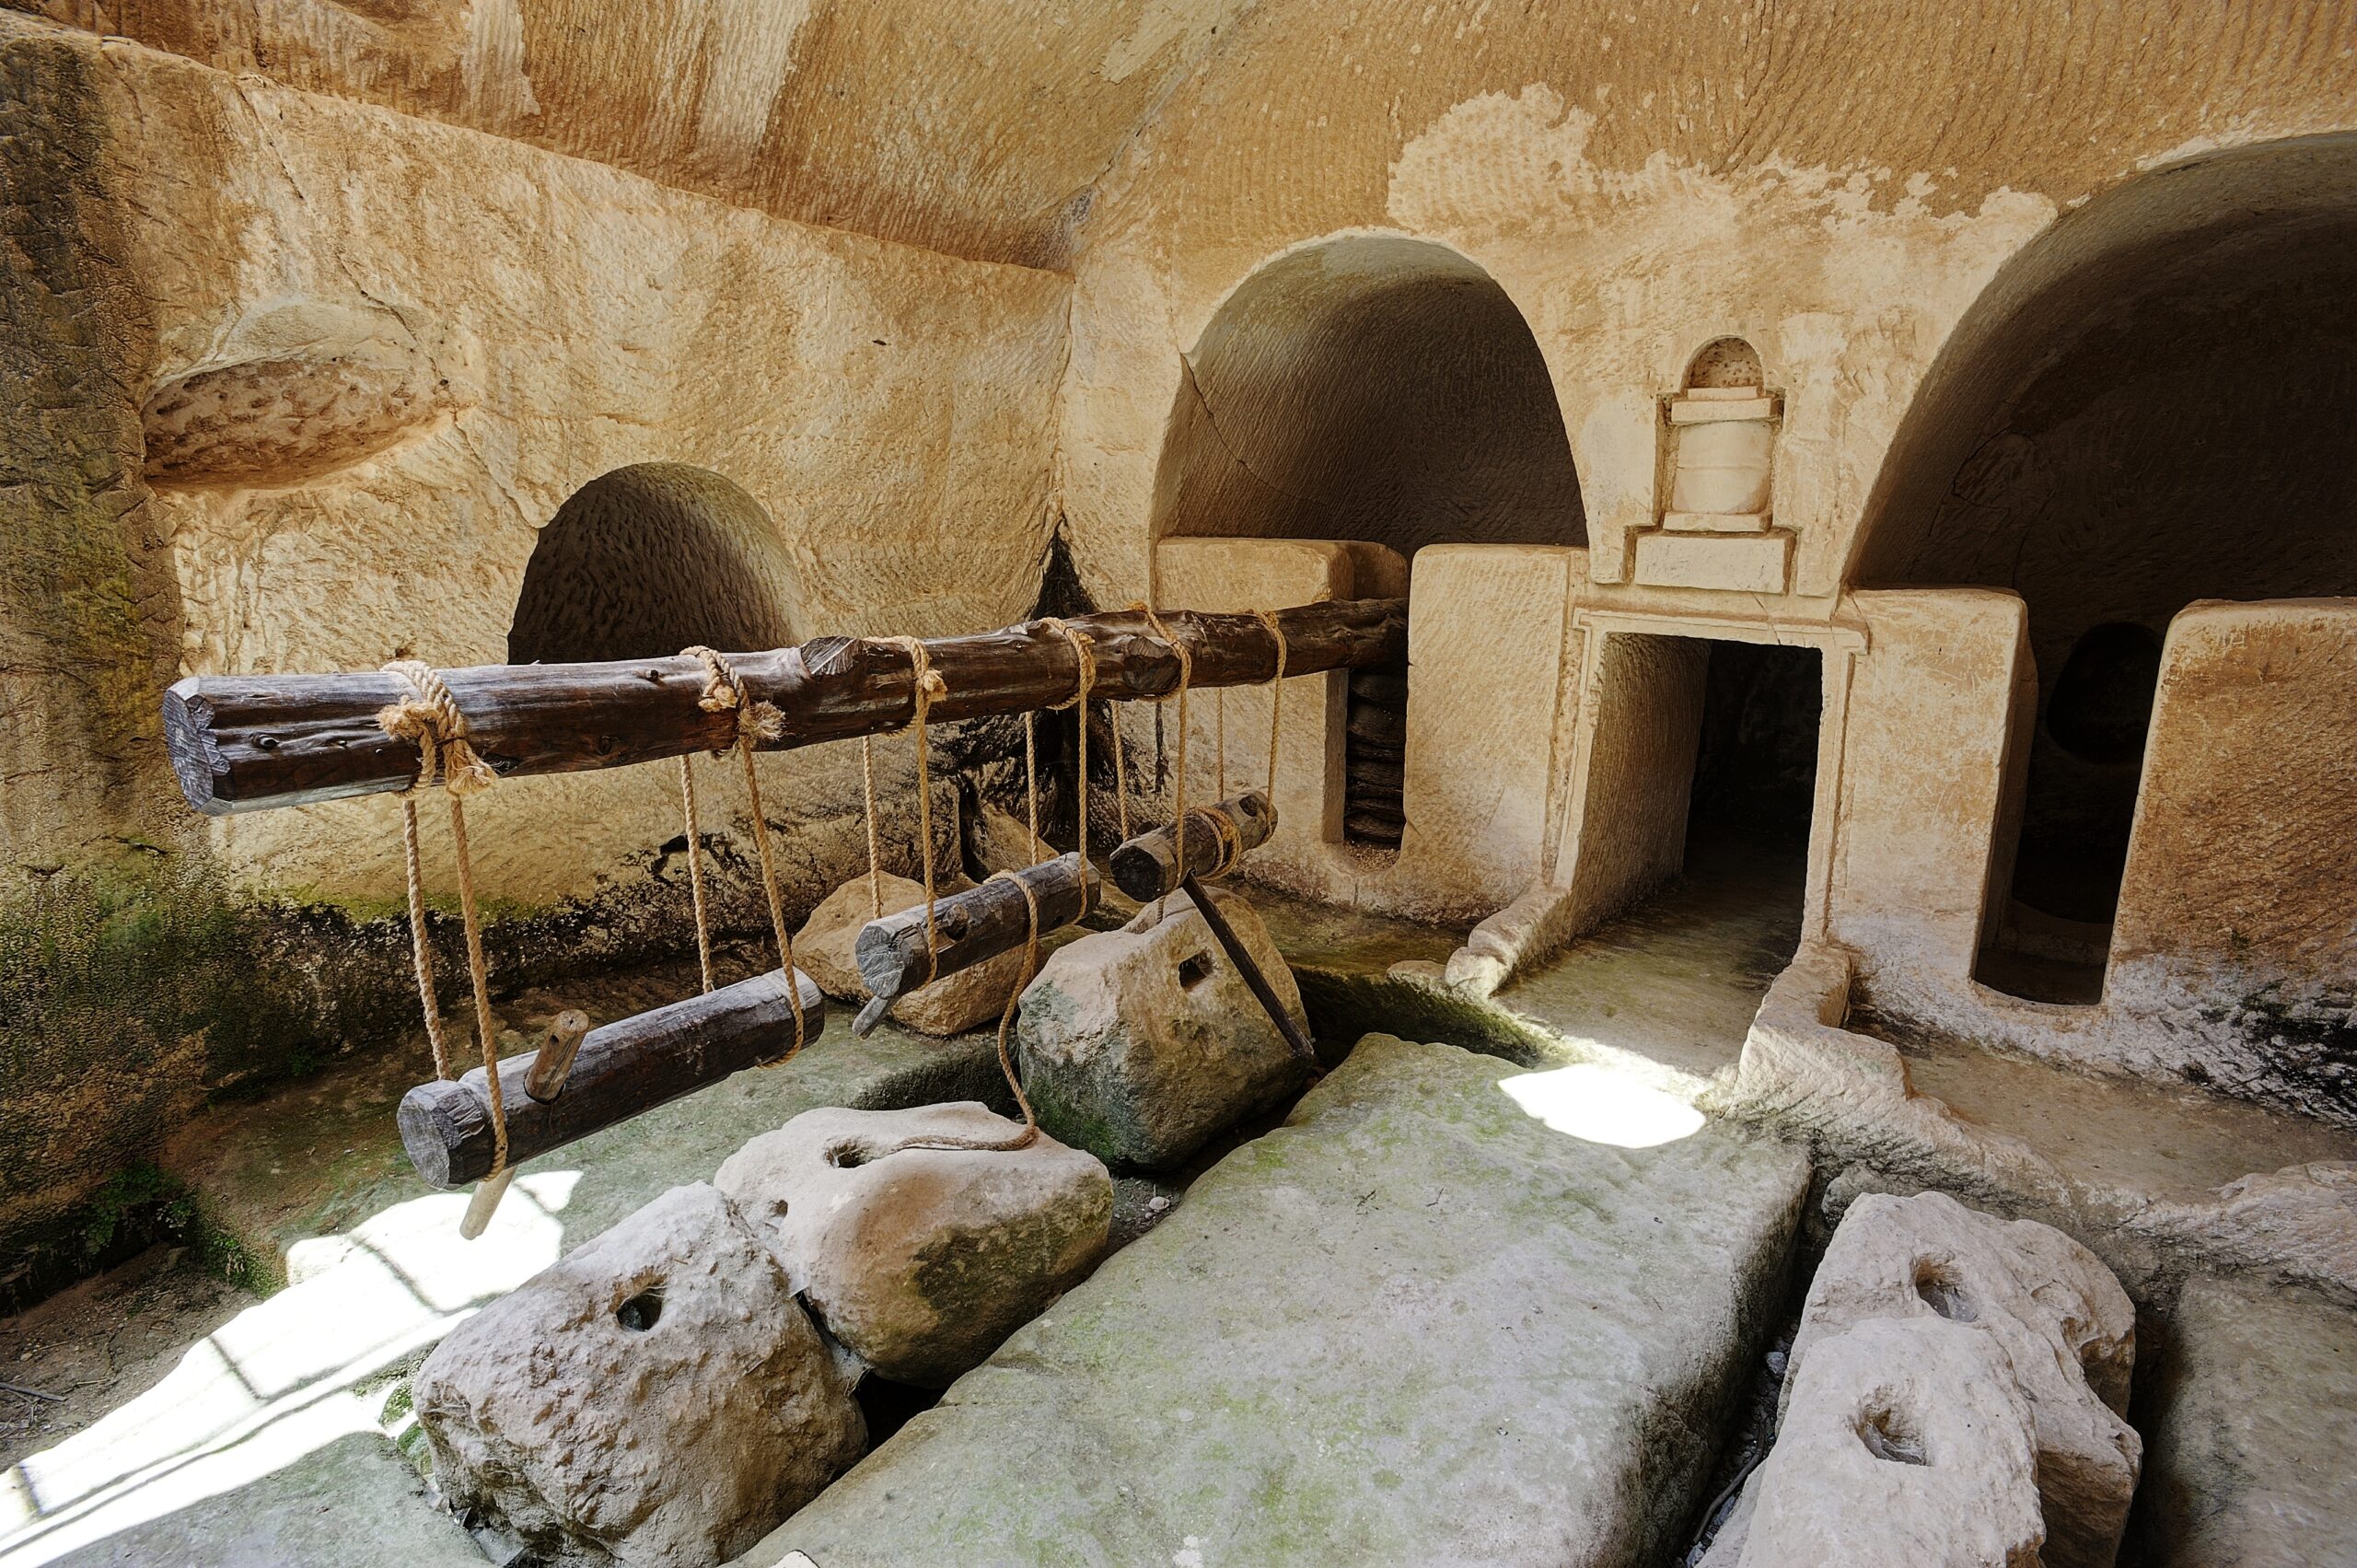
1,6,2352,1566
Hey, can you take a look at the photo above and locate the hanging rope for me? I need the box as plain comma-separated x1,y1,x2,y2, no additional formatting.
875,635,948,983
378,660,508,1178
1023,711,1044,861
860,735,886,922
1039,617,1096,883
875,866,1043,1156
1215,687,1227,801
681,646,807,1059
1133,604,1192,913
1251,608,1290,799
677,752,716,995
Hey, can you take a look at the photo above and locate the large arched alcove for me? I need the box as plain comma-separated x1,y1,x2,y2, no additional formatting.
1151,237,1585,848
510,463,803,663
1152,236,1585,562
1854,134,2357,999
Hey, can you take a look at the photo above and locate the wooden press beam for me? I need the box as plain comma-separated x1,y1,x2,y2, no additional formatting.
164,598,1406,817
1108,791,1278,904
398,967,825,1189
852,853,1096,1035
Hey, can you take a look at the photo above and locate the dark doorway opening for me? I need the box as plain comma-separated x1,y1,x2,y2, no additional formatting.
1682,640,1823,960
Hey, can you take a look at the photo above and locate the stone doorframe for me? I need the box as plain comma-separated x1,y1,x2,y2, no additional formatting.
1438,605,1867,997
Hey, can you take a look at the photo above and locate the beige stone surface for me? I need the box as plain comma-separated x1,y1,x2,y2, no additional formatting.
2107,601,2357,1070
48,27,1070,920
714,1102,1111,1388
20,0,1249,270
412,1183,864,1568
2124,1272,2357,1566
1016,887,1310,1172
1828,590,2029,999
1631,532,1792,593
795,873,1027,1038
1786,1192,2140,1568
1741,1315,2046,1568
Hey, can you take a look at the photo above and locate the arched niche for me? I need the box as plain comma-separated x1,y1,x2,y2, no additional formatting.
1151,236,1585,568
1150,236,1584,850
510,463,803,664
1852,134,2357,998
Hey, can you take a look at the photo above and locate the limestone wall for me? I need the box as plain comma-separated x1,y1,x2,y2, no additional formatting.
2106,601,2357,1117
0,17,1071,1262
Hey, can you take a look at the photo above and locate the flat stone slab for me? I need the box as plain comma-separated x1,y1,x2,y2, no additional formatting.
747,1033,1810,1566
2124,1272,2357,1564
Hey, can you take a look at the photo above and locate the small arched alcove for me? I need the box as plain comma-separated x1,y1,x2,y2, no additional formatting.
1853,134,2357,1001
1151,237,1585,848
510,463,802,663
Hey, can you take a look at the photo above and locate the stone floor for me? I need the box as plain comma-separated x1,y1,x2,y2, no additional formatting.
746,1035,1810,1567
7,861,2354,1566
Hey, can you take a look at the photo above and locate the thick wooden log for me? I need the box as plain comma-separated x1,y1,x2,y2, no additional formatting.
397,968,825,1189
1108,791,1277,903
852,852,1096,1036
164,598,1406,816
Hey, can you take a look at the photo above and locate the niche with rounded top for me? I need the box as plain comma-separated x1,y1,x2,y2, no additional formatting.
509,463,802,665
1151,237,1584,849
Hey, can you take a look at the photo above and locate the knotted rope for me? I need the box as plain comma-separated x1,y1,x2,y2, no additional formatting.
378,660,508,1178
681,646,806,1059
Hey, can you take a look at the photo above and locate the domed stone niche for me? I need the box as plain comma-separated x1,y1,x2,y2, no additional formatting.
1631,336,1790,594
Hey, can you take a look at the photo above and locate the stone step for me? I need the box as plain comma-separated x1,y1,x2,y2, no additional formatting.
743,1033,1809,1567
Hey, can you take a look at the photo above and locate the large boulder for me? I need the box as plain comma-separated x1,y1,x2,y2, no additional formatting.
1787,1191,2140,1568
1742,1316,2047,1568
716,1102,1112,1387
795,871,1026,1037
412,1184,864,1568
1015,887,1310,1171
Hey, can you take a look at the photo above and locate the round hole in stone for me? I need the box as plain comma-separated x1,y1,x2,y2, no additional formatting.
1912,1260,1978,1322
1858,1402,1929,1466
616,1286,665,1332
826,1142,871,1169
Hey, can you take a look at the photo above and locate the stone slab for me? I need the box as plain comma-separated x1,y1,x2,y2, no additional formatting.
1631,530,1792,593
2122,1273,2357,1566
37,1431,481,1568
742,1034,1809,1566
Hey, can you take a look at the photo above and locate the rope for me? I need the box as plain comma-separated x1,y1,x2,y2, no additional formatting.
1215,687,1227,800
876,635,947,982
874,867,1042,1156
682,646,806,1059
377,661,507,1177
1040,618,1097,904
1133,605,1191,914
1251,609,1289,799
860,736,885,921
678,753,715,994
1024,712,1043,861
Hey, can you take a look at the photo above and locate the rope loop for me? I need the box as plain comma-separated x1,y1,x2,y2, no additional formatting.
377,660,505,1177
1040,617,1097,892
1132,605,1193,912
1250,609,1289,800
681,645,807,1054
874,867,1043,1156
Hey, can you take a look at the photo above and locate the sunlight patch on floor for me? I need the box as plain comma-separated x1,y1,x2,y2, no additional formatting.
1500,1063,1706,1149
0,1173,580,1566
